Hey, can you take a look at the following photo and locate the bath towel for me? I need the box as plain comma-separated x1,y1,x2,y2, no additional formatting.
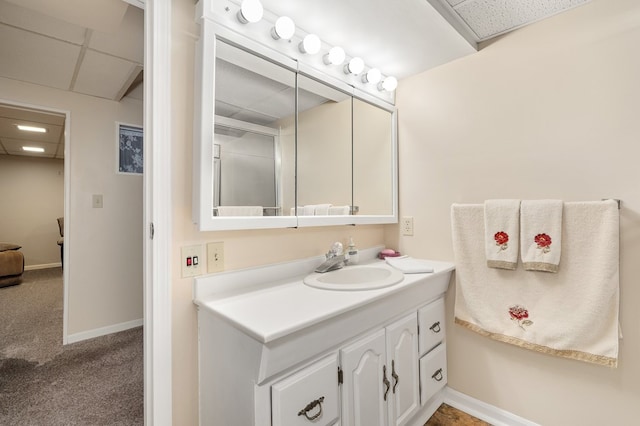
520,200,563,272
328,205,350,215
314,204,332,215
302,205,316,216
451,201,619,367
217,206,263,216
484,199,520,270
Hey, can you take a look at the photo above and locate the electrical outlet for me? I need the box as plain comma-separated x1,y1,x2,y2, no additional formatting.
181,245,204,278
401,216,414,236
207,242,225,273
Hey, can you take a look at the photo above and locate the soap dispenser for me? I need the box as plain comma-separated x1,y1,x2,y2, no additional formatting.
347,237,359,264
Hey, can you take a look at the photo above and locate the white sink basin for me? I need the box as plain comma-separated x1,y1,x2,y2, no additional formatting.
303,265,404,291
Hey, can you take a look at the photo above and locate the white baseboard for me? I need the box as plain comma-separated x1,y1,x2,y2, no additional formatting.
66,318,143,344
25,262,62,271
443,387,540,426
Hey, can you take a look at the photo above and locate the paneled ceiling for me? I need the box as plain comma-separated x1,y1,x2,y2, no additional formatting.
0,0,592,160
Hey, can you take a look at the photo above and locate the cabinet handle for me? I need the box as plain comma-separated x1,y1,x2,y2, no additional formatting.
383,365,390,401
391,360,399,394
432,368,443,382
429,322,441,333
297,396,325,421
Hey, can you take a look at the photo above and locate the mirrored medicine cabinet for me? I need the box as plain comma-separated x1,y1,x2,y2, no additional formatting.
193,19,398,231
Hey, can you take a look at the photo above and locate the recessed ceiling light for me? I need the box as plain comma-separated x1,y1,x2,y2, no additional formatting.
22,146,45,153
17,124,47,133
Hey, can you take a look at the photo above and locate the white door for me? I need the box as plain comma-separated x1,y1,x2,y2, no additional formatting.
386,313,420,426
340,329,388,426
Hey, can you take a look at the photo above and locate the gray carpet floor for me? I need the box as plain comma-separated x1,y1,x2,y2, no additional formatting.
0,268,143,425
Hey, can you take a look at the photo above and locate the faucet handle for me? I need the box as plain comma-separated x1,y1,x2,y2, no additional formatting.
331,242,344,256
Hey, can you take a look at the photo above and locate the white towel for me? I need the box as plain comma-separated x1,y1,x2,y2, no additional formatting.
385,256,434,274
451,201,619,367
328,205,350,215
217,206,263,216
484,199,520,270
314,204,332,215
302,205,316,216
520,200,563,273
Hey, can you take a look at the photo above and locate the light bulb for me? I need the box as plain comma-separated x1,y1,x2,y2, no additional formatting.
362,68,382,84
378,76,398,92
271,16,295,40
237,0,263,24
299,34,321,54
323,46,345,65
344,57,364,75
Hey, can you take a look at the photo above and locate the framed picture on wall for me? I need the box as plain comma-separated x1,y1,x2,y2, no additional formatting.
117,122,144,175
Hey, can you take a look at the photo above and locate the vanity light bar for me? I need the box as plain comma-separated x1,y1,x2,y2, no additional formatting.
234,0,397,92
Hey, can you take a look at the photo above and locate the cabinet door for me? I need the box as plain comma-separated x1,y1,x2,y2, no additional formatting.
385,313,420,426
340,329,387,426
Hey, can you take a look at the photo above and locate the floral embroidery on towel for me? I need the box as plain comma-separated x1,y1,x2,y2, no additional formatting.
494,231,509,252
509,305,533,330
534,233,552,254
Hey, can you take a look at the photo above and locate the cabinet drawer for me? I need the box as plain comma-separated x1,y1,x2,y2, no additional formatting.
419,344,447,406
418,298,445,356
272,353,339,426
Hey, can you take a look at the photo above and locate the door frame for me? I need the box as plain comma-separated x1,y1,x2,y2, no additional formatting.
143,0,173,424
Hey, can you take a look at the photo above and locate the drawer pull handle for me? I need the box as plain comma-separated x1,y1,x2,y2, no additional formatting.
391,360,399,394
383,365,391,401
297,396,324,421
432,368,444,382
430,322,441,333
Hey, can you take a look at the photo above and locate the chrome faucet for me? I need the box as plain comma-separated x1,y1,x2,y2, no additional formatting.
315,242,348,273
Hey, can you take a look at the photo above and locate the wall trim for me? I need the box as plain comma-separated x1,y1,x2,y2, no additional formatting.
24,263,62,271
66,318,143,344
443,387,540,426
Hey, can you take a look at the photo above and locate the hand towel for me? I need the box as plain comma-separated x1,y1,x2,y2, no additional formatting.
217,206,263,216
452,201,619,367
484,199,520,270
385,256,434,274
314,204,332,215
520,200,563,273
328,205,350,215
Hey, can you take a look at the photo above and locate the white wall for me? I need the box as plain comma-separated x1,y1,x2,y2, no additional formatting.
0,77,143,339
396,0,640,424
0,155,64,268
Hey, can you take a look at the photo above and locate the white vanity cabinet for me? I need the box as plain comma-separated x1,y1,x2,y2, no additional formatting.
341,313,420,426
193,250,455,426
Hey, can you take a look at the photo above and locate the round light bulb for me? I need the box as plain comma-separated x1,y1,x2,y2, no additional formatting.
344,57,364,75
299,34,321,54
362,68,382,84
323,46,345,65
237,0,263,24
379,76,398,92
272,16,295,40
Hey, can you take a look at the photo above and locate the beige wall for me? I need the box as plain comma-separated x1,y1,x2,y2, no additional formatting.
396,0,640,424
0,77,143,338
0,155,64,267
170,1,387,423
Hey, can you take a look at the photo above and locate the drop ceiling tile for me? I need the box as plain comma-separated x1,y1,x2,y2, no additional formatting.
89,5,143,63
0,24,80,90
454,0,590,41
73,50,139,100
0,0,87,44
1,137,58,157
0,117,63,143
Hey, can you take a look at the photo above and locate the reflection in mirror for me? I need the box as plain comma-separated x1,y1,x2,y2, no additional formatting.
213,40,296,217
296,75,352,216
353,99,394,216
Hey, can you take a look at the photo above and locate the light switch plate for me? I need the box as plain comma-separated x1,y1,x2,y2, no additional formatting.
181,245,204,278
92,194,103,208
207,242,224,273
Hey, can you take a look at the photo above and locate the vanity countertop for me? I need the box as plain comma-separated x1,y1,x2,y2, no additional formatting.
193,248,454,344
